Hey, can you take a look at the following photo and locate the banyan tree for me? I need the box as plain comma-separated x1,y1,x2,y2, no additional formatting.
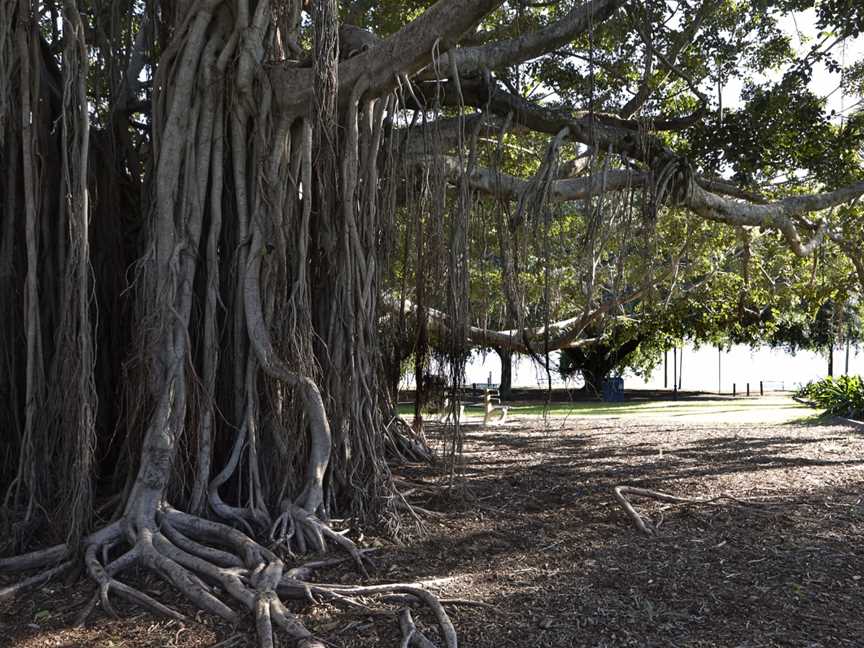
1,0,862,645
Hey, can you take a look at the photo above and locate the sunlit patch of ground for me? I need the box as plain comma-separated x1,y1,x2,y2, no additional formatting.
509,394,818,424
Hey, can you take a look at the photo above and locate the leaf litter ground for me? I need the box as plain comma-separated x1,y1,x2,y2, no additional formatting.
3,398,863,647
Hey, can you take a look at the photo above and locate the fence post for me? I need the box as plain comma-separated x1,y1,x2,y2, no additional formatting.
733,383,736,397
760,381,764,396
747,383,750,397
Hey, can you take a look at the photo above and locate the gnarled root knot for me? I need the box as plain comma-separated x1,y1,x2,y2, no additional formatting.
1,505,461,648
386,415,435,463
269,501,369,577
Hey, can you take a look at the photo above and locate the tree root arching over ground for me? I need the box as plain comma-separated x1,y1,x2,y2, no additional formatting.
613,485,774,536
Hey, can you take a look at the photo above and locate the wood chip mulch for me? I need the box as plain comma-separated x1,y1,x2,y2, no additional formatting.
3,414,863,647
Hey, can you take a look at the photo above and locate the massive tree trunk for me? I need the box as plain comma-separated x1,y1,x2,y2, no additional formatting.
0,1,494,645
581,363,609,397
563,337,643,397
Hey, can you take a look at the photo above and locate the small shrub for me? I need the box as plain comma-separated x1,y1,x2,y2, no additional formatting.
796,376,864,419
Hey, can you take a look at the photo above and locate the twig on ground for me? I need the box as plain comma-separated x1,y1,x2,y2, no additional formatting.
613,485,770,535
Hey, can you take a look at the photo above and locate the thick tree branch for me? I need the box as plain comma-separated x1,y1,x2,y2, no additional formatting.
415,75,681,166
271,0,505,113
695,176,767,203
399,114,505,156
385,278,653,354
685,179,864,256
419,154,645,202
417,145,863,262
432,0,625,78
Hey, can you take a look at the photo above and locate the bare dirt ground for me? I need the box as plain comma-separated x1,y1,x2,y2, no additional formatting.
3,399,864,647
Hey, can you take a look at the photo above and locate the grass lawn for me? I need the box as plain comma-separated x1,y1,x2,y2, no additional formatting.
398,394,822,424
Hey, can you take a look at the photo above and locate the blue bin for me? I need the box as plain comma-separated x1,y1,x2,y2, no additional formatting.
602,377,624,402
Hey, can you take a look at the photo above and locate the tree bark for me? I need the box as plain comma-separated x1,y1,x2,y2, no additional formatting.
563,337,643,397
3,1,864,645
496,347,513,400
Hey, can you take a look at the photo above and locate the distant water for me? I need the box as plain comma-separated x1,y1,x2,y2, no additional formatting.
404,344,863,393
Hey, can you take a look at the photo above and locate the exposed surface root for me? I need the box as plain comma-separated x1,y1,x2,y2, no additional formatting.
270,502,370,577
0,504,456,648
0,559,76,603
400,607,438,648
614,485,768,535
386,415,435,463
294,583,458,648
1,505,466,648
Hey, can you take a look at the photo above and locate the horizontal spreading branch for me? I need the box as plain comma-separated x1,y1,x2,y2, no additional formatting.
420,154,643,202
384,280,651,354
414,75,695,165
418,150,864,259
272,0,505,113
435,0,625,78
399,114,507,157
685,179,864,257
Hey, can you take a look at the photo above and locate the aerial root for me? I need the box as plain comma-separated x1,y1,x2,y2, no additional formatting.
395,498,446,521
613,485,769,535
385,415,434,463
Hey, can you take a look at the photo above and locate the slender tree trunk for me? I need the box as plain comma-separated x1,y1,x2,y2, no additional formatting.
673,347,678,389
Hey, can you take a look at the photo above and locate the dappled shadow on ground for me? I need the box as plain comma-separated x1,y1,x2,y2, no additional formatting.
382,418,864,647
3,417,863,647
